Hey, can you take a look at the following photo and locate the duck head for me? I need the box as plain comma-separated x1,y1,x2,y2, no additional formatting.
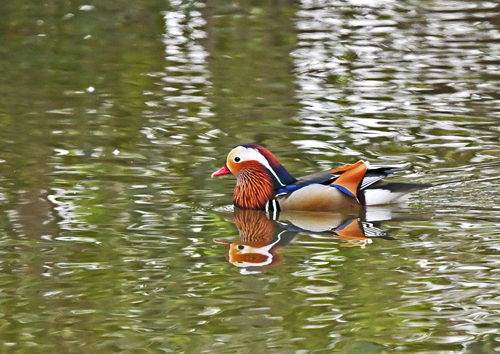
212,144,297,209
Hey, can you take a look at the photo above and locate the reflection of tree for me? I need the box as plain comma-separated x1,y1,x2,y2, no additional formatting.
0,1,172,351
202,0,299,147
1,0,169,235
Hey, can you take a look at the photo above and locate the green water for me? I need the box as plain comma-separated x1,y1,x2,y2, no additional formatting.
1,0,500,353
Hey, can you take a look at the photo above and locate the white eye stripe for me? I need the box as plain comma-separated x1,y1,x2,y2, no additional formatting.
229,146,285,186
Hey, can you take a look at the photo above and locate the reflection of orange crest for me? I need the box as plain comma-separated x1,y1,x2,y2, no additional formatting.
234,208,274,245
227,243,283,268
334,219,372,247
215,209,283,269
334,219,369,241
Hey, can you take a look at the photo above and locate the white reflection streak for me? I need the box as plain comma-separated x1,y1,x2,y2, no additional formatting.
162,5,213,106
48,188,88,230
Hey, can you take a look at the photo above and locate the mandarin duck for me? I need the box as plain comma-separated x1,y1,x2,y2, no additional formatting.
212,144,431,212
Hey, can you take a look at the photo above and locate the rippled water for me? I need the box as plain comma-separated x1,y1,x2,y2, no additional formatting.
1,0,500,353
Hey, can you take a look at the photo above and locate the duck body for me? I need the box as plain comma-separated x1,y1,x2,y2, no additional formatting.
212,144,431,212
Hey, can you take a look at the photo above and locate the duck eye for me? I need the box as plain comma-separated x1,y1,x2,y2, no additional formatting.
237,245,245,250
234,156,241,162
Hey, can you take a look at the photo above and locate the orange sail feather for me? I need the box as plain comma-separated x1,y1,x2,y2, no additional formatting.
331,161,368,201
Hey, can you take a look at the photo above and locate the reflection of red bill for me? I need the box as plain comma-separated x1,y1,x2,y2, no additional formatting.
213,239,231,245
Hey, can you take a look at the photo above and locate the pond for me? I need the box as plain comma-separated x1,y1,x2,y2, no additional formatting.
1,0,500,353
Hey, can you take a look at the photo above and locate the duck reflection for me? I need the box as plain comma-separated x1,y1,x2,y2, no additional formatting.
216,207,390,273
215,208,290,270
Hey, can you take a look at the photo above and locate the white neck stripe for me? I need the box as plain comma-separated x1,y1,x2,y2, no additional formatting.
249,148,285,186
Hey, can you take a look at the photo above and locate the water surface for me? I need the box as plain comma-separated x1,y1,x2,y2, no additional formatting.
0,0,500,353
